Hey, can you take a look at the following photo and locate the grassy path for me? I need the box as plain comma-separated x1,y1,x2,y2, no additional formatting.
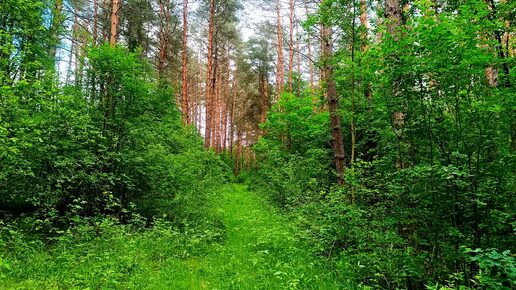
2,184,342,289
159,184,339,289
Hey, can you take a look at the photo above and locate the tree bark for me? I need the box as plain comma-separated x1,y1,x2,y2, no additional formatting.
214,59,222,152
276,0,285,99
235,129,242,175
296,16,301,97
385,0,404,168
321,7,346,185
385,0,402,36
288,0,295,92
109,0,121,46
205,0,216,147
222,59,230,151
260,72,269,124
181,0,190,124
157,0,170,77
229,72,237,160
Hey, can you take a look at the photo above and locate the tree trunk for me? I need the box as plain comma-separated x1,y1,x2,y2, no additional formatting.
321,10,346,185
157,0,170,77
288,0,295,92
350,2,358,203
296,16,301,97
235,129,243,175
181,0,190,124
385,0,402,36
276,0,285,99
385,0,404,168
198,52,203,133
109,0,120,47
222,59,230,151
205,0,216,148
214,60,222,152
260,72,269,124
229,73,237,160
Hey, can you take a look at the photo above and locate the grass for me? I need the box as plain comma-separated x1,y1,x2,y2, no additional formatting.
180,184,340,289
1,184,345,289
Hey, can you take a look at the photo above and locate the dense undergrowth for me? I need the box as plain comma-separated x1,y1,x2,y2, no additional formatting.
1,217,223,288
244,2,516,288
1,43,229,287
247,88,515,289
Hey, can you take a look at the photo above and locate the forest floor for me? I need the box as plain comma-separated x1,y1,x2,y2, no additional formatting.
2,184,344,289
163,183,340,289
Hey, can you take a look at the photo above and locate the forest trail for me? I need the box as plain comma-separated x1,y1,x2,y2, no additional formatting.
159,184,339,289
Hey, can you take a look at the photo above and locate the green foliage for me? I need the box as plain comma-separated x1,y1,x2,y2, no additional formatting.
1,44,227,230
252,92,332,207
464,248,516,289
0,215,224,289
249,0,515,289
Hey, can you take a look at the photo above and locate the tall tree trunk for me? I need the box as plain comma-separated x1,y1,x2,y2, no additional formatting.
385,0,404,168
222,59,230,151
276,0,285,99
109,0,120,47
157,0,170,78
205,0,216,147
229,73,237,160
260,72,269,124
385,0,402,36
288,0,295,92
198,52,203,133
181,0,190,124
350,2,358,203
321,4,346,185
214,59,222,152
360,0,368,51
210,50,219,149
235,129,242,175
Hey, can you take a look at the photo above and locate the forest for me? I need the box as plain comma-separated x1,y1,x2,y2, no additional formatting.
0,0,515,288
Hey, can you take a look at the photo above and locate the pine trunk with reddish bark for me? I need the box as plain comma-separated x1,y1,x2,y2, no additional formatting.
288,0,295,92
109,0,120,47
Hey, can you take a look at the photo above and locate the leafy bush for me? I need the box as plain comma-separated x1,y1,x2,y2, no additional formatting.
464,247,516,289
1,44,228,231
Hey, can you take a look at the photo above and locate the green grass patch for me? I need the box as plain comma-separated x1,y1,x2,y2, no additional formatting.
1,184,358,289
